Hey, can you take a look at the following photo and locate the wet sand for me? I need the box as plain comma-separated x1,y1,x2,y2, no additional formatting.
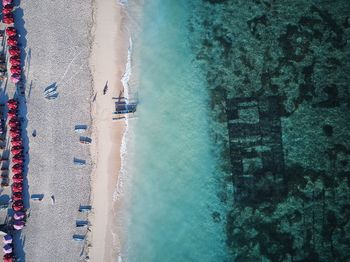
88,0,129,261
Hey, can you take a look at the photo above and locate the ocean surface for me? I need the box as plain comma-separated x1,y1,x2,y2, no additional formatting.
119,0,230,261
119,0,350,261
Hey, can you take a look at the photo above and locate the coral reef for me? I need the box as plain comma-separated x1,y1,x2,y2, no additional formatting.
190,0,350,260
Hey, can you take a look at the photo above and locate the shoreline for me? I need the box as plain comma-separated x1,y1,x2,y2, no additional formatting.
88,0,130,260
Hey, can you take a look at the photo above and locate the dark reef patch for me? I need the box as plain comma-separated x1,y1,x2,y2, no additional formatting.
191,0,350,260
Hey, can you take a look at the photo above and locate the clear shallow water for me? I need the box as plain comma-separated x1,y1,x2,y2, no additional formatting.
122,0,230,261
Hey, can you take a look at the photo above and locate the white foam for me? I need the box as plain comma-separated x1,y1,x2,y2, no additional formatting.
113,36,133,201
120,37,133,101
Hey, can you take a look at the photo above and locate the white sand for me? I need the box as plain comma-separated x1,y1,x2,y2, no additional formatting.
88,0,129,261
20,0,93,261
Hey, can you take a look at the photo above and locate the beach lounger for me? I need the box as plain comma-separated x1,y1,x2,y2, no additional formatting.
78,205,92,213
72,234,85,241
76,220,89,227
74,158,86,166
75,125,87,133
79,136,92,144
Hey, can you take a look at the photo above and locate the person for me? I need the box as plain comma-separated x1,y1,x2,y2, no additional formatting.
51,195,55,205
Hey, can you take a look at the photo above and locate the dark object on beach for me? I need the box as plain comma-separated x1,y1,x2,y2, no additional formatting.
51,195,55,205
74,158,86,166
32,129,36,137
76,220,89,227
79,136,91,144
31,194,44,201
72,234,85,241
103,81,108,95
79,205,92,213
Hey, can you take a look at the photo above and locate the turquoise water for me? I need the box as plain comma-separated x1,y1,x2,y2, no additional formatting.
123,0,230,261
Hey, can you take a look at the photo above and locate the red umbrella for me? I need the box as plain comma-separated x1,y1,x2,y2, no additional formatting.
3,17,14,23
8,103,18,110
3,0,14,5
11,149,22,155
9,131,20,138
12,205,23,212
9,57,20,66
8,111,17,118
13,158,23,164
9,122,19,128
10,66,21,74
11,135,21,141
12,191,22,201
3,5,13,15
9,47,20,56
12,169,22,175
3,253,14,262
7,36,17,46
11,140,22,147
5,26,16,36
12,183,22,192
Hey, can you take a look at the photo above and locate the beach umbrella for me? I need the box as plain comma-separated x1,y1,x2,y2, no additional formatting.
8,103,18,110
11,183,22,192
10,74,20,83
2,235,12,244
13,158,23,164
5,26,16,36
11,147,23,154
10,66,21,74
3,0,13,5
3,253,14,262
9,47,20,56
12,169,22,175
8,111,18,118
10,132,20,138
14,211,25,220
12,200,23,208
3,244,12,254
12,192,23,201
3,18,14,25
7,37,17,47
13,220,25,230
3,5,13,15
3,256,13,262
11,141,22,147
9,122,19,128
10,59,20,67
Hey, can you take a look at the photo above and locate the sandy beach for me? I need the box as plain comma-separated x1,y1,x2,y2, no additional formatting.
88,0,129,261
18,0,93,261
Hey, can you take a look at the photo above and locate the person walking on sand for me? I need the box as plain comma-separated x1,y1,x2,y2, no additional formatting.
51,195,55,205
103,81,108,95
